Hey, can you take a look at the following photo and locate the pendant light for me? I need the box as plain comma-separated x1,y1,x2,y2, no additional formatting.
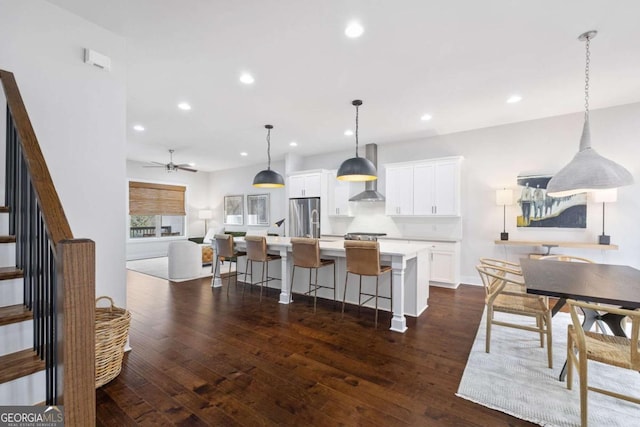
546,31,633,197
337,100,377,181
253,124,285,188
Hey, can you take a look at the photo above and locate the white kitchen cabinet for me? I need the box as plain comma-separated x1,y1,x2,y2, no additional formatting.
384,165,414,215
289,173,322,198
407,240,460,287
425,241,460,287
328,170,353,216
385,157,461,217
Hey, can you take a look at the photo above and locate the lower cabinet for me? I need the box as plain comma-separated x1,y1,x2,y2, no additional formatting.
409,240,460,287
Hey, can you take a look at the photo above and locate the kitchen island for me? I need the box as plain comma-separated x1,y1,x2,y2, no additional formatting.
214,236,430,333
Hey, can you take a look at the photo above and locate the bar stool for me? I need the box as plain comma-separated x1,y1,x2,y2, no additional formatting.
212,234,246,295
342,240,393,327
244,235,281,301
289,237,336,313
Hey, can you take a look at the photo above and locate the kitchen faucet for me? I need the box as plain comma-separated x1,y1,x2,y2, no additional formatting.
311,208,320,237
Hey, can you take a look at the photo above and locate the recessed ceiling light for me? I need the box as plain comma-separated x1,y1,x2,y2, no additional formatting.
239,73,255,84
289,141,298,147
344,130,354,136
345,21,364,38
420,114,433,121
133,124,145,131
507,95,522,104
177,102,192,110
240,152,248,157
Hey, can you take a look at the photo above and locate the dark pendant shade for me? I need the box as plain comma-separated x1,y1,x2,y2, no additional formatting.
253,124,285,188
253,168,284,188
337,156,377,181
337,99,378,182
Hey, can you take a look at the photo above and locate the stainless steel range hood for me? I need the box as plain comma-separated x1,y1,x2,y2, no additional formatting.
349,143,385,202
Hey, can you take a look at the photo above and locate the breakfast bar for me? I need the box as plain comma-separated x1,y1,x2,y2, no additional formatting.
213,236,430,333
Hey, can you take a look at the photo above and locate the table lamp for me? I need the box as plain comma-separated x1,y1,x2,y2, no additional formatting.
591,189,617,245
496,189,513,241
274,218,286,236
198,209,213,236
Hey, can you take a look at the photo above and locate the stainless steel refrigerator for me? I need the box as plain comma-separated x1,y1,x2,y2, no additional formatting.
289,197,321,238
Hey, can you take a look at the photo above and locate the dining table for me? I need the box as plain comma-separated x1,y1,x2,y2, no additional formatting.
520,258,640,380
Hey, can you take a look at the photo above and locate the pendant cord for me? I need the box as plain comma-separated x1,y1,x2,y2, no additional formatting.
584,35,591,122
355,103,359,157
266,127,272,170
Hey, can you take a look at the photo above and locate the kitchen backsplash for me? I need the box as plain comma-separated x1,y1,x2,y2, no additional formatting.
327,203,462,241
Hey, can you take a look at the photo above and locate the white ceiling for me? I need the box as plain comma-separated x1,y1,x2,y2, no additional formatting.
47,0,640,172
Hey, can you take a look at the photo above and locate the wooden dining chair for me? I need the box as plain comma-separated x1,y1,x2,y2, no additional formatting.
289,237,336,313
213,234,246,296
476,264,553,368
479,257,524,293
479,257,521,273
566,299,640,426
342,240,392,328
244,235,281,301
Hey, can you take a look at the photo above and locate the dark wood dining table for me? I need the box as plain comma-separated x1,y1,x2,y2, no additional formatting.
520,258,640,380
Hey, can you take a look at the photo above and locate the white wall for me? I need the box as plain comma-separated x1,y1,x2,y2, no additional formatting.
209,160,288,235
126,159,210,260
0,1,127,305
212,103,640,286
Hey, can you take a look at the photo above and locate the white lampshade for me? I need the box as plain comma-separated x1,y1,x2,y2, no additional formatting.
496,189,514,206
591,188,617,204
198,209,213,220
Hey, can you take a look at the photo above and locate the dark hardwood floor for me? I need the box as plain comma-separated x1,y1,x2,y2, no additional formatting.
96,270,534,426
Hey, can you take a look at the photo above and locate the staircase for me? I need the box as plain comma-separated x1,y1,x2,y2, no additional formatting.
0,210,46,403
0,69,96,425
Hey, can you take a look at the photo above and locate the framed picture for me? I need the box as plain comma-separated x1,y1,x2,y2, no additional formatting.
516,174,586,228
247,194,270,226
223,195,244,225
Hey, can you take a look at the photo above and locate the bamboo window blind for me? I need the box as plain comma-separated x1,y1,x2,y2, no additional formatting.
129,181,186,215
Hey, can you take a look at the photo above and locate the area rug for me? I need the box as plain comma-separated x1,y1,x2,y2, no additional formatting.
126,257,218,282
456,310,639,426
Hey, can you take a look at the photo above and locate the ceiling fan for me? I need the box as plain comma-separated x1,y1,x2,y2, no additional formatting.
144,149,197,173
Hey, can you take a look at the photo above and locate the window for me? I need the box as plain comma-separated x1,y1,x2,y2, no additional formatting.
129,181,186,239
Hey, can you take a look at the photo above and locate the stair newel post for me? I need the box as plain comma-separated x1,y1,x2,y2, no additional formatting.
56,239,95,423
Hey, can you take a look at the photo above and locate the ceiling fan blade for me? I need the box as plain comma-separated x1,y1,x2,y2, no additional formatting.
175,163,193,167
150,161,165,165
176,166,198,173
143,165,166,168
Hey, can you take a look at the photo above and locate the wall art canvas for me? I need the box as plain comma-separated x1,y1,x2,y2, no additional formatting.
247,194,269,226
516,174,586,228
223,195,244,225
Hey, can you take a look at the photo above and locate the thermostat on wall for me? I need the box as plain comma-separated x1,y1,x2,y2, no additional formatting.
84,48,111,71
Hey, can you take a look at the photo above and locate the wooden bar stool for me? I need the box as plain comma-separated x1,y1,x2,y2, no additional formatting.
213,234,246,295
244,235,281,301
342,240,392,327
289,237,336,312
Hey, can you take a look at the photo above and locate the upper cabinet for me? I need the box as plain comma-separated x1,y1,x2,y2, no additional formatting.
327,170,354,216
288,172,322,198
385,156,462,217
384,165,414,215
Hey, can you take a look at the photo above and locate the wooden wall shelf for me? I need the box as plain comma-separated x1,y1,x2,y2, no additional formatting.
494,240,618,255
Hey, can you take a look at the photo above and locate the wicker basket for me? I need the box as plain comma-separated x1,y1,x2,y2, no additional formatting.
95,296,131,388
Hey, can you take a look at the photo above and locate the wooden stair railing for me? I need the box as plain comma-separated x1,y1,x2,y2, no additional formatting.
0,69,95,426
